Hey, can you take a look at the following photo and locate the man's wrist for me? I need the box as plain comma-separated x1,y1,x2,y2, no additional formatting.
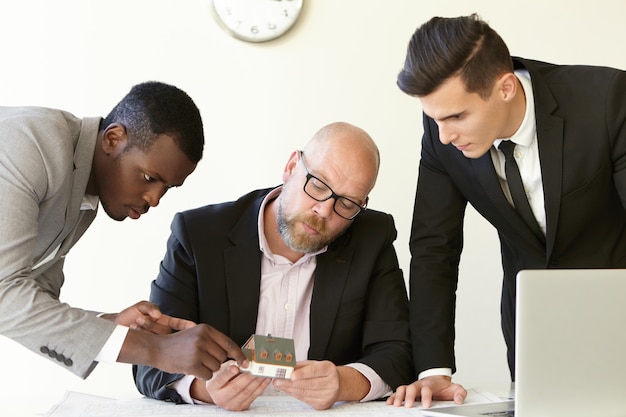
337,366,370,402
189,377,212,404
117,329,159,367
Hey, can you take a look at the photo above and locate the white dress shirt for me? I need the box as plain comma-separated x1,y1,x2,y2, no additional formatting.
491,69,546,235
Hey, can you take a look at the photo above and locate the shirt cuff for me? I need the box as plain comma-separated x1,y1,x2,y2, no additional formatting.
94,325,128,363
345,363,391,402
170,375,205,404
418,368,452,380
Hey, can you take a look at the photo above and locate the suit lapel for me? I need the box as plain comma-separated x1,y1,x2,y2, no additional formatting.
67,116,99,232
41,117,100,262
472,152,513,214
472,147,546,250
57,210,97,257
307,235,353,360
527,64,564,260
224,197,264,343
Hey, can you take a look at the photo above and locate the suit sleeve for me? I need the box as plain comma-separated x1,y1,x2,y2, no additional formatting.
357,213,415,389
608,69,626,206
409,114,468,375
133,212,199,403
312,211,414,389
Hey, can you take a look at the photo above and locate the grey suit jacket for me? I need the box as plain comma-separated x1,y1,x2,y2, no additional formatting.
0,107,116,378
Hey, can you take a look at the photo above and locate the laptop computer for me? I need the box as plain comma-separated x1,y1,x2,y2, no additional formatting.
422,269,626,417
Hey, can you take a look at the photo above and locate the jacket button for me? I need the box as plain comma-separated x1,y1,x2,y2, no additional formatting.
64,358,73,367
40,346,50,355
56,354,66,362
48,350,57,358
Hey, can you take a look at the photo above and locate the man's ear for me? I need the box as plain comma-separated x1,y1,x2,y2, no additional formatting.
101,123,128,155
282,150,299,183
498,72,518,103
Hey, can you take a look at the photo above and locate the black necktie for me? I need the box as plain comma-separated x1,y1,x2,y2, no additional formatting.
498,140,544,240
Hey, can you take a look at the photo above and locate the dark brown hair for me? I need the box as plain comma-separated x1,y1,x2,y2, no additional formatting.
397,14,513,99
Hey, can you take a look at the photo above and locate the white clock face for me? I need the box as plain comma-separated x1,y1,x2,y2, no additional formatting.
212,0,303,43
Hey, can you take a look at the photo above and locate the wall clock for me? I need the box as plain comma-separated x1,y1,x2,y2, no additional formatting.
211,0,304,43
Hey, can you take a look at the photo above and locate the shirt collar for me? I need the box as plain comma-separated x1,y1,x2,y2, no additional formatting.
494,69,537,149
81,194,99,211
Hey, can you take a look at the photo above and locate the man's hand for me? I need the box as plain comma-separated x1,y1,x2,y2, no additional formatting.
101,300,195,335
273,360,369,410
119,323,248,381
191,360,270,411
273,360,340,409
386,375,466,408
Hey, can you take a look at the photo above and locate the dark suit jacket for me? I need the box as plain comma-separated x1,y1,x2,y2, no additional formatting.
134,187,413,402
409,58,626,377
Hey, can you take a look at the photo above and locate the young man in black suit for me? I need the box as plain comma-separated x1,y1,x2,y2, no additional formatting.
387,14,626,408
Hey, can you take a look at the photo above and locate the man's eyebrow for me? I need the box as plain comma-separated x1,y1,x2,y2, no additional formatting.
164,179,183,189
148,170,181,188
433,111,464,122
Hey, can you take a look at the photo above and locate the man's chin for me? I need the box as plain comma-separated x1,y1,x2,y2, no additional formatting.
101,205,127,222
284,233,327,253
289,232,337,253
461,148,489,159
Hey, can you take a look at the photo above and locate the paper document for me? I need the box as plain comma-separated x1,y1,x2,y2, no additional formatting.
45,388,499,417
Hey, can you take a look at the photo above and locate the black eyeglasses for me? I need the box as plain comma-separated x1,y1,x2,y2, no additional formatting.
298,150,367,220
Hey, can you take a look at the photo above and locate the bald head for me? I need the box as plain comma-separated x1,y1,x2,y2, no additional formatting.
273,122,380,257
302,122,380,194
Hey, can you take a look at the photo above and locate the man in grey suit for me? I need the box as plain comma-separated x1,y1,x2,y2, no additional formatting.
0,82,246,383
386,14,626,408
134,122,413,411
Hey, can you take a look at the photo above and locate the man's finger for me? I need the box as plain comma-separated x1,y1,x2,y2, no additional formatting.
420,385,433,409
135,301,162,318
387,385,404,406
453,386,467,404
134,317,174,335
156,314,196,331
401,383,421,408
208,328,248,367
208,362,241,389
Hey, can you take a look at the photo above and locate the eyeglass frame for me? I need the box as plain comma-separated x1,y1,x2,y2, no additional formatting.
298,150,368,220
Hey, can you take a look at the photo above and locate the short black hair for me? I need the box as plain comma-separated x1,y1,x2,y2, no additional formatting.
102,81,204,163
398,14,513,99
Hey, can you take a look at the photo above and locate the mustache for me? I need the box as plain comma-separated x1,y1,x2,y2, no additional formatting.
299,214,328,234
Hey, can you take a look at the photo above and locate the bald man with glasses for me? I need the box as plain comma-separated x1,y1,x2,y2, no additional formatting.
133,122,413,411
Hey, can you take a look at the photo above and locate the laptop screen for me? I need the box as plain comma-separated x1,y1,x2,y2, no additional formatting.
515,269,626,417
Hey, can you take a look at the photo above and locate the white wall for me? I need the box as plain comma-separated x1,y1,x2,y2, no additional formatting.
1,0,624,414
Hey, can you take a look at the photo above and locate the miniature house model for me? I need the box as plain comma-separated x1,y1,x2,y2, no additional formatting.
241,334,296,379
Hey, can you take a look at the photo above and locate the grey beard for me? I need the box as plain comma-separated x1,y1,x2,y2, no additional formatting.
277,201,327,253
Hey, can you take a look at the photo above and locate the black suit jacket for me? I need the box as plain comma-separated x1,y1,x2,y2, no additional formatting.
409,58,626,377
134,188,413,402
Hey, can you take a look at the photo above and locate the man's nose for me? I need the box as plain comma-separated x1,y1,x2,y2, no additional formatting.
312,198,335,219
144,186,167,207
438,124,457,145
